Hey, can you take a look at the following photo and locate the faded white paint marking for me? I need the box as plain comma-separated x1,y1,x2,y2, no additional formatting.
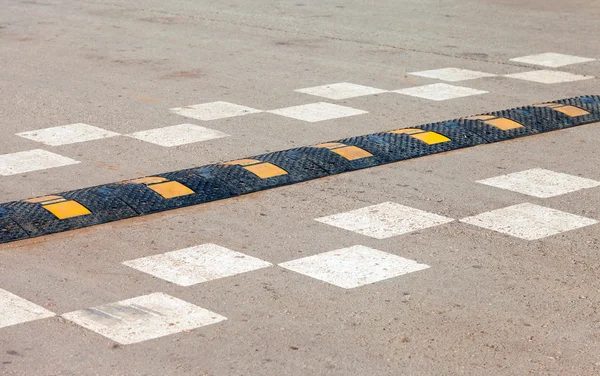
504,70,593,84
393,83,488,101
460,203,598,240
123,243,272,286
268,102,368,122
127,124,229,147
409,68,496,82
478,168,600,198
0,149,79,176
279,245,430,289
295,82,387,100
0,288,55,329
510,53,595,68
62,293,226,345
170,101,262,121
315,201,454,239
16,123,120,146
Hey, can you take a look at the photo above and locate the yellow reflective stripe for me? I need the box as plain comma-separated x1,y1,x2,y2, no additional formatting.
149,181,195,199
44,200,91,219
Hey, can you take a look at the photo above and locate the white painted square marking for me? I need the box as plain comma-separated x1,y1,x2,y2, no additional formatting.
127,124,229,147
279,245,429,289
392,83,488,101
0,149,79,176
62,293,226,345
510,53,596,68
123,244,272,286
294,82,387,100
460,203,598,240
16,123,120,146
315,201,454,239
268,102,368,122
0,288,55,329
477,168,600,198
170,101,262,121
409,68,496,82
504,70,593,84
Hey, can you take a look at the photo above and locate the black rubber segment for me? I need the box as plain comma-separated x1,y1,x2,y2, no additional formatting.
2,187,137,238
286,146,376,175
106,170,235,215
336,120,487,163
253,149,331,181
493,106,581,132
190,150,329,196
556,95,600,127
0,207,29,243
457,97,600,142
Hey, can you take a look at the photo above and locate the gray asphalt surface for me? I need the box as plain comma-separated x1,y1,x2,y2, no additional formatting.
0,0,599,375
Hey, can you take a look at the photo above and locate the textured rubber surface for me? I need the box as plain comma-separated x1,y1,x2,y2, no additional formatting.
0,209,29,243
1,187,138,238
107,170,233,215
337,121,487,165
1,95,598,244
556,95,600,127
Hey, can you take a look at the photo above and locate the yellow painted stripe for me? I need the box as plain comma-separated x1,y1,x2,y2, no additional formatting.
532,102,590,117
410,131,451,145
331,146,373,160
149,181,195,199
44,200,91,219
552,105,590,117
243,162,288,178
484,118,524,131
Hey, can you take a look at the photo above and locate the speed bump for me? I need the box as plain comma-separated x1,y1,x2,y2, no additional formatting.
334,120,487,165
0,95,599,244
532,102,590,117
466,115,525,131
102,175,214,215
309,142,378,172
0,187,137,238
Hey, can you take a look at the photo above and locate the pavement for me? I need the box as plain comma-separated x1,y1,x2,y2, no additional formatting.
1,0,599,375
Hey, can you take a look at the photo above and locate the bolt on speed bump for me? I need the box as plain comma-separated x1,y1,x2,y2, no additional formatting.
1,95,599,244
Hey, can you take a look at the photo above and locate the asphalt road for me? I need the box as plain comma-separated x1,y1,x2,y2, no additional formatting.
0,0,599,375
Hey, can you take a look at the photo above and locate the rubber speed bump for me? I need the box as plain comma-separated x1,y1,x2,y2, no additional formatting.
0,187,137,238
214,153,330,195
466,115,525,131
1,95,599,244
310,142,379,172
23,195,92,219
532,102,590,117
334,120,487,165
102,176,206,215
